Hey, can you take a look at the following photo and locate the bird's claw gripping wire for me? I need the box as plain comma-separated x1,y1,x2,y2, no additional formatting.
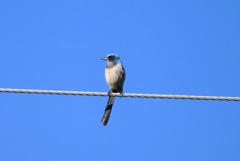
108,91,124,98
108,91,114,97
119,92,124,98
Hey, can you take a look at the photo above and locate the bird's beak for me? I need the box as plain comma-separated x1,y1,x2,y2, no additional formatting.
101,57,107,60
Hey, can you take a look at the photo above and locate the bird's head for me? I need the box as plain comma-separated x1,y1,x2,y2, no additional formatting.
101,54,122,64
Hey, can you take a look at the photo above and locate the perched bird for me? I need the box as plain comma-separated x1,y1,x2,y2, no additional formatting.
101,54,125,126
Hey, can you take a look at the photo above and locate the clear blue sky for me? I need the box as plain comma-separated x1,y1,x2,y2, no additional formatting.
0,0,240,161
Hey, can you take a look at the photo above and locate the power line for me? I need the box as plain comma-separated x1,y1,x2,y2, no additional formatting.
0,88,239,102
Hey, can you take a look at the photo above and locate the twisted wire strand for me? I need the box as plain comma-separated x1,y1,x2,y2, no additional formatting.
0,88,239,102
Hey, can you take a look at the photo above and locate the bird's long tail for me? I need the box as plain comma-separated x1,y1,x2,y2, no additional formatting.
101,96,115,126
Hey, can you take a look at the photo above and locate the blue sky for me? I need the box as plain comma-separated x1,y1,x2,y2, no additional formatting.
0,0,240,161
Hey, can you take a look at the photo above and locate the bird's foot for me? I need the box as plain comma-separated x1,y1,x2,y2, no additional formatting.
108,91,114,97
119,92,124,98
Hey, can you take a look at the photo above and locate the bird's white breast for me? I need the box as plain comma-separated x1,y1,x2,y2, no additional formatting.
105,64,124,89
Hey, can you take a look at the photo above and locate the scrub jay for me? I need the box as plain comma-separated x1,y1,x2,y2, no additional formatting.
101,54,125,126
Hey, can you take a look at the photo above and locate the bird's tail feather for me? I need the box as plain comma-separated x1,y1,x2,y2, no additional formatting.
101,96,115,126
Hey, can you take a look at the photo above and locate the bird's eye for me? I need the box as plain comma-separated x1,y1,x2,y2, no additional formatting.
108,55,114,59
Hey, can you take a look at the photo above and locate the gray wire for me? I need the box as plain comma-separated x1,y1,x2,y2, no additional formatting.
0,88,239,102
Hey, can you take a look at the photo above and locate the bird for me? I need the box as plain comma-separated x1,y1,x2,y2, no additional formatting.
101,54,125,126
